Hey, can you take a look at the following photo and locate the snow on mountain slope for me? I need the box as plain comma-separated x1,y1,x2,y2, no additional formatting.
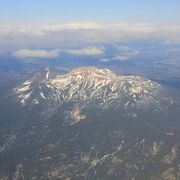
14,67,170,119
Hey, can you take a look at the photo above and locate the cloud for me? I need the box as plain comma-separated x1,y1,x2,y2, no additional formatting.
0,23,180,51
13,49,60,59
112,55,131,61
13,47,104,59
115,45,130,51
112,45,139,61
43,23,103,31
99,58,110,62
67,47,105,56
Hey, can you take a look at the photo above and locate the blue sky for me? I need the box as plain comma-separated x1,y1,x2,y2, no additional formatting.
0,0,180,24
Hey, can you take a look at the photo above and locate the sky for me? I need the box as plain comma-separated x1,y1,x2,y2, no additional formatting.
0,0,180,25
0,0,180,60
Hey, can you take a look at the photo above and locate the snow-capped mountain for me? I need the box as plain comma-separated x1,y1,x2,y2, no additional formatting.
14,67,171,120
1,67,179,179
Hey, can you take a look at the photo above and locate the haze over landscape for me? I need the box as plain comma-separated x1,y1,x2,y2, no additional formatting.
0,1,180,179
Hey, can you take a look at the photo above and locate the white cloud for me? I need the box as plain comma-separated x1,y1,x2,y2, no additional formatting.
113,55,131,61
99,58,110,62
13,49,60,59
115,45,130,51
67,47,105,56
112,45,140,61
0,23,180,51
43,22,103,31
13,47,104,59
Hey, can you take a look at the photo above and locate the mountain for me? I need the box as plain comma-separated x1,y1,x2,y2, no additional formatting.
0,67,179,179
14,67,171,124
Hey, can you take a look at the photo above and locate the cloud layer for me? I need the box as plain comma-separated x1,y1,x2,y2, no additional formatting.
0,22,180,52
